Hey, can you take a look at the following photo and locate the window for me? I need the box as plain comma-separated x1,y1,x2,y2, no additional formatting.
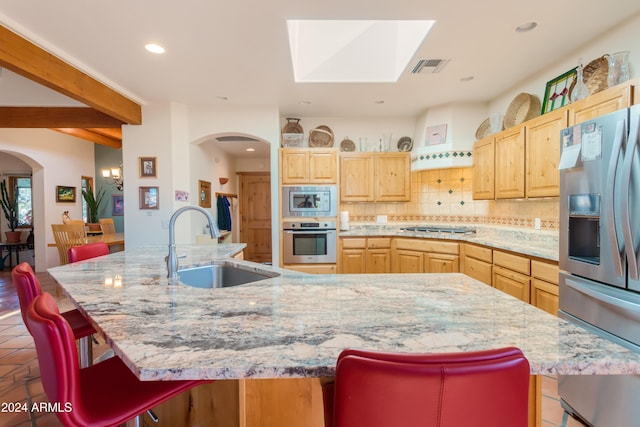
7,176,32,228
81,176,93,224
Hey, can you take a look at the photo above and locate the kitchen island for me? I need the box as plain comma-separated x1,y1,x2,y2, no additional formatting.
47,244,640,426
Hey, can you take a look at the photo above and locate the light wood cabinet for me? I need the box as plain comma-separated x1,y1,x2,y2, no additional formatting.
281,148,338,184
392,238,459,273
472,136,495,200
340,152,410,202
525,109,568,197
493,250,531,303
339,237,391,273
531,260,559,316
463,243,492,285
569,83,632,125
495,125,526,199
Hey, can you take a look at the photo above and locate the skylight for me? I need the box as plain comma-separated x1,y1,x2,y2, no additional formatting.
287,20,435,83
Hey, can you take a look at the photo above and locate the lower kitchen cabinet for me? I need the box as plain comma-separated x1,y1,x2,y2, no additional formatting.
391,238,460,273
426,253,459,273
531,260,559,316
462,243,493,285
393,249,423,273
492,250,531,303
339,237,391,273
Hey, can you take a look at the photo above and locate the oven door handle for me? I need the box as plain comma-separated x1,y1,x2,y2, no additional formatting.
284,230,336,234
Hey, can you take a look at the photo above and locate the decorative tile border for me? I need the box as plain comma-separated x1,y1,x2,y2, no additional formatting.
411,151,472,163
348,214,559,231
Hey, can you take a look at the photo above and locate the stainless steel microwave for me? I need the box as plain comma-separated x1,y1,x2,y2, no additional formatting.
282,186,337,217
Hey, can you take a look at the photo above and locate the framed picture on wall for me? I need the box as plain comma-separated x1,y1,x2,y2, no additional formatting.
139,186,159,209
56,186,76,203
139,157,157,178
541,68,577,114
112,194,124,216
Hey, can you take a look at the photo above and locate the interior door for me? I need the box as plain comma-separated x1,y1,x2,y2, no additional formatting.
239,173,272,263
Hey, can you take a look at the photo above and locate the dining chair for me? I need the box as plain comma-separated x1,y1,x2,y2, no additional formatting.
69,242,109,263
51,223,87,265
99,218,116,234
26,292,211,427
322,346,530,427
11,262,96,368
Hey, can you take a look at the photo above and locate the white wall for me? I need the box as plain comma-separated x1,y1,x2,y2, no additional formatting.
0,129,94,270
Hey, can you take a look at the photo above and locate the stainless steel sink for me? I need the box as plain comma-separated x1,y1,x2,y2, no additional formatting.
177,263,278,289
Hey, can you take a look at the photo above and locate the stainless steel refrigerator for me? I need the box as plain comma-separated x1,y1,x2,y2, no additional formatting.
559,104,640,426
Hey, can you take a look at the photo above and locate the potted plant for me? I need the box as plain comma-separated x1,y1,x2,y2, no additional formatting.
0,179,21,243
82,186,106,231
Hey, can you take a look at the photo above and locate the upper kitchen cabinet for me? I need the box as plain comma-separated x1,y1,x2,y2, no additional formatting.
340,152,411,202
495,124,525,199
525,109,568,197
281,148,338,184
472,136,495,200
569,82,632,125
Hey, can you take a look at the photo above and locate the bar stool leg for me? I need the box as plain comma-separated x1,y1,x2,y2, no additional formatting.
78,336,93,368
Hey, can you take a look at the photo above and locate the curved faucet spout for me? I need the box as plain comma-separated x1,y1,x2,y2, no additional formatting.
167,206,221,278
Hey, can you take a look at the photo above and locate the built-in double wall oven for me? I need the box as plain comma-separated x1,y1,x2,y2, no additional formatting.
282,186,338,264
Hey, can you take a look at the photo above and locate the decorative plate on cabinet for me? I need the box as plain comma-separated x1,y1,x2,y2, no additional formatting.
340,137,356,152
397,136,413,152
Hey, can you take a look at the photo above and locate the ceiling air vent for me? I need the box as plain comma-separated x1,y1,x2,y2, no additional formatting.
411,58,450,74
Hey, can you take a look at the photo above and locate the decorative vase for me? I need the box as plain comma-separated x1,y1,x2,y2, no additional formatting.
4,230,22,243
607,51,630,87
570,59,589,103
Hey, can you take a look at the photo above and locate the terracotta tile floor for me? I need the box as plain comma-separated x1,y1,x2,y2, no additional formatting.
0,269,584,427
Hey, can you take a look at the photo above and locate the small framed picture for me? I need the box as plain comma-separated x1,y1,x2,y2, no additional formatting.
112,194,124,216
56,186,76,203
139,156,157,178
542,68,577,114
139,186,159,210
198,180,211,208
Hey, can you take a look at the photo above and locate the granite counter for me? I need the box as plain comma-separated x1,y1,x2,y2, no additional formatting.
47,244,640,381
340,223,559,261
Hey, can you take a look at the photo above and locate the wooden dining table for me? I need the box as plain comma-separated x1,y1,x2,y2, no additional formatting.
48,232,125,250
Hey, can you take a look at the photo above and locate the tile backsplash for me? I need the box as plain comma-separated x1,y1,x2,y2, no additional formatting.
340,168,559,230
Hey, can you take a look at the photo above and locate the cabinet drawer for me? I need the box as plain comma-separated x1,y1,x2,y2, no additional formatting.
341,238,366,249
464,244,492,263
394,238,459,254
531,260,559,284
367,238,391,249
493,250,530,275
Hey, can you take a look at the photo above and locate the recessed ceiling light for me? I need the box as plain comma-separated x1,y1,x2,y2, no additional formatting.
246,148,256,152
374,100,385,104
515,22,537,33
216,96,229,101
460,76,474,82
145,43,165,54
299,100,312,105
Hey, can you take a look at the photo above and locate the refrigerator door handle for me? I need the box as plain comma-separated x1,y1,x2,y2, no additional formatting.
606,119,626,277
621,114,639,280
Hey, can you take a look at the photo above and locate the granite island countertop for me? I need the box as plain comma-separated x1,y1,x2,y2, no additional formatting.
340,223,559,261
47,244,640,381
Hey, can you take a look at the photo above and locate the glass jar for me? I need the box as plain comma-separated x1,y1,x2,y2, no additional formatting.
571,59,589,103
607,51,630,87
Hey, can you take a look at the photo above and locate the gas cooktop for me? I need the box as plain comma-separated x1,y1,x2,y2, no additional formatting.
400,226,476,235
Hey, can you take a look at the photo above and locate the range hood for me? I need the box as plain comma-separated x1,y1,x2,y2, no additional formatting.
411,103,486,171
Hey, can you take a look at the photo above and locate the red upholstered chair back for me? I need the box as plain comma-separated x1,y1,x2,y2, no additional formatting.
25,293,81,426
68,242,109,263
11,262,42,327
328,347,530,427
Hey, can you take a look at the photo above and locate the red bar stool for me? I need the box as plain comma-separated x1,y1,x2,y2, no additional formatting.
26,292,210,427
323,346,530,427
69,242,109,263
11,262,96,368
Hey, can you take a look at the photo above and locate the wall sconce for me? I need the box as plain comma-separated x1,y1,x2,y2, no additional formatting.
102,163,124,191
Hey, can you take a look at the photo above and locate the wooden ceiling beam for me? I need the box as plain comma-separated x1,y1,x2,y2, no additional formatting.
0,24,142,125
51,128,122,149
0,107,124,128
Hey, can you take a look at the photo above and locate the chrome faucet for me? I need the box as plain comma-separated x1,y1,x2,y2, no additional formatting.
167,206,221,278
